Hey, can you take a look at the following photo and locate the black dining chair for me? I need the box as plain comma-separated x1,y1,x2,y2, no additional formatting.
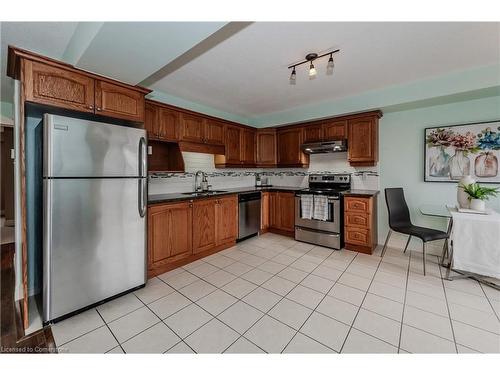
381,188,449,275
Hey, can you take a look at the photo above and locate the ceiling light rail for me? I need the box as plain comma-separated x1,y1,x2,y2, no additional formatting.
289,49,340,84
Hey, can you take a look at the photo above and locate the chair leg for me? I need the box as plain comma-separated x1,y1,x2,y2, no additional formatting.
422,242,426,276
403,235,412,253
381,230,392,258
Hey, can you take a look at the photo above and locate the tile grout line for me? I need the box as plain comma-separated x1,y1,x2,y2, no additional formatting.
396,248,411,353
338,249,388,354
95,309,125,354
217,244,357,353
438,257,460,354
217,243,344,353
280,250,361,353
478,282,500,322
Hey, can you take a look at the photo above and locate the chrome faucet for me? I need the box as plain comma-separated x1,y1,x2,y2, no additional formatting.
194,170,206,192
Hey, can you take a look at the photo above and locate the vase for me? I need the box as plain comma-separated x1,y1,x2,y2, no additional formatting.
470,199,485,212
474,151,498,177
457,175,475,208
449,150,470,180
429,146,450,177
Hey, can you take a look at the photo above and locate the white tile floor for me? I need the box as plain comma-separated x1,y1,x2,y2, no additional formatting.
52,233,500,354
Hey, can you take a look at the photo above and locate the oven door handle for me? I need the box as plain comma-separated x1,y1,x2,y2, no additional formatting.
295,227,340,237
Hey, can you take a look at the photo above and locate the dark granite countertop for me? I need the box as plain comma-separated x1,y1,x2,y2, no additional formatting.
342,189,379,197
148,186,304,205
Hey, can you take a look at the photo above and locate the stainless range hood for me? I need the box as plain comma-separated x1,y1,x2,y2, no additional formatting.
301,140,348,154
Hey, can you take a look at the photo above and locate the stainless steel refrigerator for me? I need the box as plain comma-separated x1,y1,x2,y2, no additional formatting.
43,114,147,322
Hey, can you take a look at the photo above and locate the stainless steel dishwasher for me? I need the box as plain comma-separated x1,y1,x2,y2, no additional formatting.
238,192,261,241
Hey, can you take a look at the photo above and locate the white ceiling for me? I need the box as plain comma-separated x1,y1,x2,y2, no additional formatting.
0,22,79,101
150,22,500,118
1,22,499,120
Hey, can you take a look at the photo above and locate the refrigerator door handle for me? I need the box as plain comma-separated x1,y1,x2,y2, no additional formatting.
138,178,147,218
138,137,147,178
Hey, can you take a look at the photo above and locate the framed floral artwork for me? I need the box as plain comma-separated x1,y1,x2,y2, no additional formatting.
424,120,500,183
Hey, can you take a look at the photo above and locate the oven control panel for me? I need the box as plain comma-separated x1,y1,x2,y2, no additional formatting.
309,174,351,184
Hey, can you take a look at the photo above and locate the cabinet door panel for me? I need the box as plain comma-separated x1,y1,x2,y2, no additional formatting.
216,196,238,245
241,128,256,165
148,202,192,270
159,107,180,141
278,193,295,232
205,120,225,145
323,120,346,140
192,199,217,254
169,203,193,257
225,125,241,164
181,113,205,143
345,227,371,246
24,60,94,112
348,118,377,164
261,192,270,230
145,102,160,140
256,130,277,166
95,80,145,122
277,128,307,166
303,124,323,143
269,192,280,229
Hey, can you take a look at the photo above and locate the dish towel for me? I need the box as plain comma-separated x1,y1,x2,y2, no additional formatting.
313,195,329,221
450,209,500,279
300,195,314,219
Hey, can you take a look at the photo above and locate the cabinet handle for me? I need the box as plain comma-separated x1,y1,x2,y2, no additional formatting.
88,105,94,110
96,107,102,111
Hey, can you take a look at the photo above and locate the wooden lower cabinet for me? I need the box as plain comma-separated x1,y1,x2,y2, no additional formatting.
267,191,295,237
260,192,270,231
148,202,192,276
148,195,238,277
343,195,377,254
192,199,217,254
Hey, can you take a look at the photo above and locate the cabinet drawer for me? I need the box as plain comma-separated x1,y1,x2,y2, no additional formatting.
345,197,371,213
345,212,370,228
345,227,371,246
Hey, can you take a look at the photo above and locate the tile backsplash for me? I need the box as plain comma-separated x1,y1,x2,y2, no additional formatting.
148,152,379,195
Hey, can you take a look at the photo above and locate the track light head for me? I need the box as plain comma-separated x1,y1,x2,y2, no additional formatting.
326,54,334,75
289,67,297,85
309,61,317,79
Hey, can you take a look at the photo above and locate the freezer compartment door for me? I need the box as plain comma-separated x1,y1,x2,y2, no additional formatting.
44,178,146,322
44,114,147,178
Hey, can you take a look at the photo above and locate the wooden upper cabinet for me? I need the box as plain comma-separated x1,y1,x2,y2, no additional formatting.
241,128,256,165
303,124,323,143
323,120,347,141
256,129,277,167
148,202,192,274
181,113,205,143
159,107,180,141
225,125,242,164
95,80,145,122
205,120,225,145
216,196,238,245
348,116,378,166
277,127,309,167
145,102,160,139
23,60,95,113
192,198,217,254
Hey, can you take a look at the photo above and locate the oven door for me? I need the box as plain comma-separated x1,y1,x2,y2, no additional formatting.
295,195,340,233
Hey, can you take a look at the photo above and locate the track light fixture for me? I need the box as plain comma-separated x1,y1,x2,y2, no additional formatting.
288,49,339,84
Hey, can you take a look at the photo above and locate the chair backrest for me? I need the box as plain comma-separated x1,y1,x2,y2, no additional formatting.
385,188,412,229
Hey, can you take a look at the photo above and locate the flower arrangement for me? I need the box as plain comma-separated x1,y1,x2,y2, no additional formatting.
477,127,500,150
426,128,454,147
450,131,479,154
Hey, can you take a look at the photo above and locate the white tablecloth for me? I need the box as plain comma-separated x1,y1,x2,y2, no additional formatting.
451,209,500,279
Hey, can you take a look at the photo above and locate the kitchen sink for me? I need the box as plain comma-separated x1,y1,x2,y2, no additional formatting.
181,190,228,196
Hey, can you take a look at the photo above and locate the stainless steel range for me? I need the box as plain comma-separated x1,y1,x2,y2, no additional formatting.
295,173,351,249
